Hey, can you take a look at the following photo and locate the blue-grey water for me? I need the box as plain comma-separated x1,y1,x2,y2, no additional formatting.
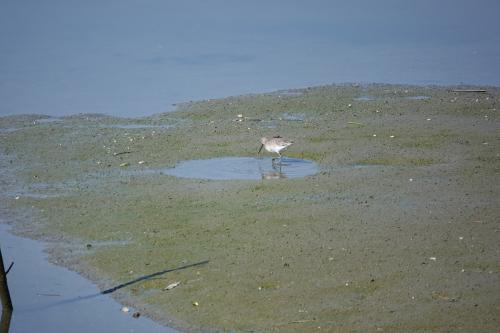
1,0,499,118
164,157,318,180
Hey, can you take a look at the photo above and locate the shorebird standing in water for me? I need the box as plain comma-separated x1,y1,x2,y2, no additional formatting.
258,136,294,162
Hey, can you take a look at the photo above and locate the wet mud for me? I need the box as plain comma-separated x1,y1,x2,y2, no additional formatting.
1,84,499,332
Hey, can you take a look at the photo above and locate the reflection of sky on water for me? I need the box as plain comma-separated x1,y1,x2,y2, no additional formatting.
163,157,318,180
1,1,499,117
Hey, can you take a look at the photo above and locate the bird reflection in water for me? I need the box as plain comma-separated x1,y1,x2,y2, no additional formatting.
260,159,288,179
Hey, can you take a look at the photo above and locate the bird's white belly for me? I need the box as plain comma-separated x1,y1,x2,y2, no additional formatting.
266,145,284,153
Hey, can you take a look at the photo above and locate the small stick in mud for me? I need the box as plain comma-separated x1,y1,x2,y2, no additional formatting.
347,121,365,126
113,151,134,156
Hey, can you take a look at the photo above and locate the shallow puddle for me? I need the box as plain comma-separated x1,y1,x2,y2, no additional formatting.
101,124,172,130
354,95,376,101
35,117,64,124
354,95,431,101
163,157,318,180
280,112,305,121
406,95,431,100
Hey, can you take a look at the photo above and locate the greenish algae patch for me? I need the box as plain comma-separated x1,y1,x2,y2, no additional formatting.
355,155,438,166
1,84,500,332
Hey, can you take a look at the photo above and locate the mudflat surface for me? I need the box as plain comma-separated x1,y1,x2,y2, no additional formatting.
1,84,499,332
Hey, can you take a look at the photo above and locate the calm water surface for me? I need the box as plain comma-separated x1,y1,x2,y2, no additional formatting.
164,157,318,180
1,1,499,117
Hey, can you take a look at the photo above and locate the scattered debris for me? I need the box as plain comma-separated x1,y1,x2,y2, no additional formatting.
164,281,181,290
431,291,457,302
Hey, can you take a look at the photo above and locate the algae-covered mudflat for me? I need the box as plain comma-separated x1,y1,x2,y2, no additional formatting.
1,84,499,332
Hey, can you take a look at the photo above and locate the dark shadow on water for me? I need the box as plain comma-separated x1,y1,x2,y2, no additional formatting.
23,260,209,313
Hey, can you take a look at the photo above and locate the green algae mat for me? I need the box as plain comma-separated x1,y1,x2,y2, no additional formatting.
1,84,499,332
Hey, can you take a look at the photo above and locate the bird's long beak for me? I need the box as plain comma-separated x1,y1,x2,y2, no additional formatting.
258,144,263,154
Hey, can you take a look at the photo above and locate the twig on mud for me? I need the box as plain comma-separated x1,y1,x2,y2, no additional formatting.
113,151,133,156
275,319,313,326
347,121,365,127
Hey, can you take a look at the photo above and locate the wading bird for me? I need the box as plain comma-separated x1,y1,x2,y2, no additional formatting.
258,136,293,162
